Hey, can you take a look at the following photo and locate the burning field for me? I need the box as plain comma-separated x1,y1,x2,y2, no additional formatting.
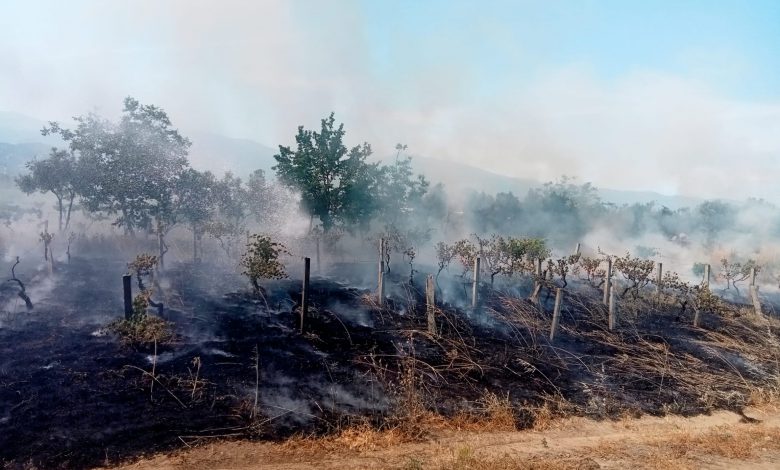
2,238,779,470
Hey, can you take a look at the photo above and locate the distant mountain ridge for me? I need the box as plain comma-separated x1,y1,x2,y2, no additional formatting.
0,110,701,208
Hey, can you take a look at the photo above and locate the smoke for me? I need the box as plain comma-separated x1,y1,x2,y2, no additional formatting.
2,2,779,202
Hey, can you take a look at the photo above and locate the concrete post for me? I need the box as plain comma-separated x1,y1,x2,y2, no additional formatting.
472,257,481,309
608,285,617,331
123,274,133,320
301,257,310,333
549,288,563,341
603,258,612,306
426,274,436,335
704,264,710,288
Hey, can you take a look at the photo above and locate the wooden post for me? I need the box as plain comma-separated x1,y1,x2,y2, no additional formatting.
603,258,612,306
703,264,710,288
574,243,581,256
301,257,310,333
426,274,436,335
549,288,563,341
693,304,701,327
472,256,481,309
750,267,756,287
123,274,133,320
655,262,663,303
535,258,542,276
750,285,762,317
378,238,385,307
316,237,321,273
608,285,617,331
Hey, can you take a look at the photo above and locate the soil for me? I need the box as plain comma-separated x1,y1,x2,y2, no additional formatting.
101,406,780,469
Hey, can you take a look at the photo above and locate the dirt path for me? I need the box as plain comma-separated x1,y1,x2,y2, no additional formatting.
106,407,780,469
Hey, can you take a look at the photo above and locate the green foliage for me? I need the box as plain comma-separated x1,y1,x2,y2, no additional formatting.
42,96,191,233
376,145,430,227
15,148,78,231
273,112,379,231
241,234,288,293
613,251,656,298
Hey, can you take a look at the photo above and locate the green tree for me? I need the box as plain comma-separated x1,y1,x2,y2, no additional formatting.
16,148,79,232
43,97,191,237
273,113,378,231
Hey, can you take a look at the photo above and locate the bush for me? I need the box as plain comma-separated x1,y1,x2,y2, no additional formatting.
240,234,288,294
108,314,174,346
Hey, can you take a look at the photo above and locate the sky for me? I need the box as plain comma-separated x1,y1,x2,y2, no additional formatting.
1,0,779,200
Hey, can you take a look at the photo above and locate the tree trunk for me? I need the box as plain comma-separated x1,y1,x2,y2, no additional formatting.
57,196,63,232
157,216,165,270
64,192,74,231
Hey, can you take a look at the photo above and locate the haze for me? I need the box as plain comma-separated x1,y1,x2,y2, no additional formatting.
1,0,779,200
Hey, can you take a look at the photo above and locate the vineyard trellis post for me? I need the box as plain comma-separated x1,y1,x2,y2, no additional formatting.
603,257,612,306
426,274,436,335
608,284,617,330
301,257,310,333
123,274,133,320
472,256,481,309
549,288,562,341
750,285,762,317
377,238,385,307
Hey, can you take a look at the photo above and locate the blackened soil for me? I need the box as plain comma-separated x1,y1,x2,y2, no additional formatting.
1,257,778,469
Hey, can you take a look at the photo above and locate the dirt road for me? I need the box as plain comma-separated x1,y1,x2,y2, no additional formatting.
106,407,780,470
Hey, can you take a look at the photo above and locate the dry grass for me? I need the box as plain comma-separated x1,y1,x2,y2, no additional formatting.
659,425,780,460
411,446,600,470
107,315,175,346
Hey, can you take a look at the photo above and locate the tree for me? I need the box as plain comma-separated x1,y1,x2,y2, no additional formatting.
15,148,78,232
42,97,191,267
176,169,218,262
43,97,191,238
719,257,759,295
376,144,429,227
273,113,379,231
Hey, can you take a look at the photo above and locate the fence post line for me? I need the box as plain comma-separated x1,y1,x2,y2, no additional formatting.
426,274,436,335
603,258,612,306
301,257,310,333
123,274,133,320
549,288,563,341
472,256,481,310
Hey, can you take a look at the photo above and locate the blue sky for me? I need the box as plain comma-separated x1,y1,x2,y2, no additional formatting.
357,0,780,99
1,0,779,199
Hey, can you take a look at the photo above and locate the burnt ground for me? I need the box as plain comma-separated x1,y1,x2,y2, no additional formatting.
1,253,780,469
